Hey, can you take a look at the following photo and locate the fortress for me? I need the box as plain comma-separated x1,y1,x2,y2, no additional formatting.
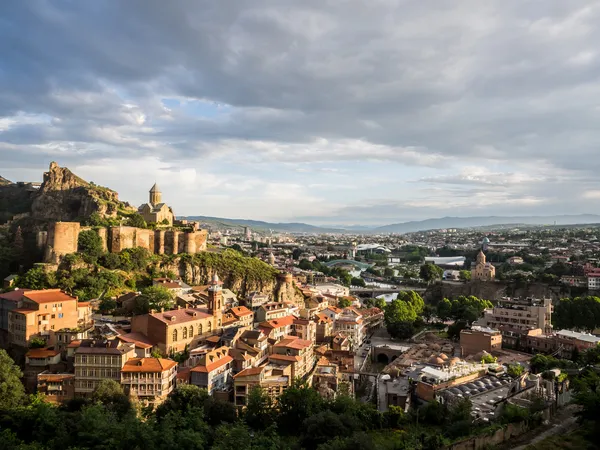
38,182,207,263
40,222,208,263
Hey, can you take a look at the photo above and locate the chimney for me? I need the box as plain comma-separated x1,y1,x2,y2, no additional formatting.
150,309,156,314
161,307,165,313
178,305,182,310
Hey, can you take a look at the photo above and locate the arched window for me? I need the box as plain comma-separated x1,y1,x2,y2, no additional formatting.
207,321,212,332
198,323,203,335
182,327,188,340
189,326,194,337
172,329,177,342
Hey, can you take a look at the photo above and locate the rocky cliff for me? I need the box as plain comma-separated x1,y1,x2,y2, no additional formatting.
159,252,306,306
30,162,134,222
0,177,37,224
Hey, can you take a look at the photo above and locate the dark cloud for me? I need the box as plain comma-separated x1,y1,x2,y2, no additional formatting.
2,1,600,222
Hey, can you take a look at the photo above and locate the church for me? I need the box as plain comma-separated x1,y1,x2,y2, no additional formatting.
138,183,175,226
471,250,496,281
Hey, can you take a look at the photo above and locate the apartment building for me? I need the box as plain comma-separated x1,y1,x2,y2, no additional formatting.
7,289,92,347
0,288,31,332
121,357,177,404
37,372,75,404
74,339,136,396
244,292,270,310
523,329,600,359
292,317,317,342
190,346,233,395
222,306,254,329
474,297,553,334
233,363,292,406
314,313,334,344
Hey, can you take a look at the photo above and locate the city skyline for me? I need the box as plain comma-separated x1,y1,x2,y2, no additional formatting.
2,1,600,225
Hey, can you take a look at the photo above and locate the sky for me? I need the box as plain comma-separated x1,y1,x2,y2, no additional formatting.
2,1,600,226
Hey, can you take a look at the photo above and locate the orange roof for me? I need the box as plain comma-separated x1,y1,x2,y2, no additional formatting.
230,306,253,318
23,289,77,304
259,315,295,329
234,366,265,378
150,308,212,324
26,348,60,358
317,356,331,366
269,354,301,363
176,367,191,382
0,289,30,302
315,313,332,323
121,358,177,373
38,373,74,382
274,337,312,350
205,335,221,343
326,306,342,313
117,333,154,349
191,347,233,373
67,340,82,348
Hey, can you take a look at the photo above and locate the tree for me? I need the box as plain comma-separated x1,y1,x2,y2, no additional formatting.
292,248,303,260
554,296,600,332
17,266,55,290
29,337,47,349
383,268,394,278
134,285,175,314
0,350,26,409
458,270,471,281
351,277,366,287
387,320,415,339
338,297,352,308
243,386,276,430
420,263,443,283
507,363,524,378
299,259,313,270
396,291,425,314
127,213,147,229
77,229,104,263
92,379,131,417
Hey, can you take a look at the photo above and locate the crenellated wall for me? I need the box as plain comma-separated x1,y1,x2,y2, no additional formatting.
41,222,207,262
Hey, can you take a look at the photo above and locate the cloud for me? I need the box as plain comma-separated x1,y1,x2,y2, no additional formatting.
2,1,600,223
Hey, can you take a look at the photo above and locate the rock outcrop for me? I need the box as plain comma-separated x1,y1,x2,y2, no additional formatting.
30,162,134,222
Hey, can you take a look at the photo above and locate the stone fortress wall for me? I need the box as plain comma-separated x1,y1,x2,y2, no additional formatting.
41,222,208,263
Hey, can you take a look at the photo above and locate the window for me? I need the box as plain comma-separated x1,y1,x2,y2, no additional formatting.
58,313,63,319
172,329,178,342
182,327,188,339
51,314,55,319
198,323,203,335
189,326,193,337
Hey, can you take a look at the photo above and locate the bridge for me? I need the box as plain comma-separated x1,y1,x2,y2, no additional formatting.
350,286,427,296
323,259,373,270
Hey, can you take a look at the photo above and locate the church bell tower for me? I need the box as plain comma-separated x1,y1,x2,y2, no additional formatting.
149,183,162,206
208,272,223,327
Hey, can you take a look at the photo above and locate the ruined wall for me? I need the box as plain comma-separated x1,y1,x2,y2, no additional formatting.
43,221,208,262
44,222,81,263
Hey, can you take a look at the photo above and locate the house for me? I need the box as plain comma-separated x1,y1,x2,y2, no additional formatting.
115,332,154,358
121,357,177,404
321,306,342,321
315,313,334,344
222,306,254,329
257,315,295,343
190,346,234,396
233,364,292,406
37,372,75,404
313,357,342,399
255,302,297,323
244,292,270,310
24,348,63,392
333,307,366,348
235,329,269,366
8,289,92,347
292,317,317,342
74,339,136,397
0,288,31,332
269,336,315,379
152,278,191,297
460,326,502,357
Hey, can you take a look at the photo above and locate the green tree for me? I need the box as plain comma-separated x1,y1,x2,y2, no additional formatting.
383,267,394,278
77,229,104,263
420,263,443,283
127,213,147,228
338,297,352,308
458,270,471,281
507,363,524,378
28,337,47,349
0,349,26,409
351,277,366,287
396,291,425,314
292,248,303,260
17,266,55,290
134,285,175,314
243,386,276,431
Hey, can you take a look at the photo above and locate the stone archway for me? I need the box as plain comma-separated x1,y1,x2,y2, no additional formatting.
377,353,390,364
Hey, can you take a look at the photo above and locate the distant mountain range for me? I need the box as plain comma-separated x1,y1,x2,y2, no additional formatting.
182,214,600,234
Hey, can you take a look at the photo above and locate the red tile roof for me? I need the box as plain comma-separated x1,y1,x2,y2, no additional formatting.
23,289,77,304
258,315,295,329
274,337,312,350
26,348,60,358
122,357,177,373
230,306,253,318
0,289,30,302
150,308,212,324
269,354,301,363
233,366,264,378
190,346,233,373
116,333,154,349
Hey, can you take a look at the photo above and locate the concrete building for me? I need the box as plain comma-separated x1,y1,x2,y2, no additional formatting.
269,336,315,379
0,288,31,332
333,307,366,349
74,339,136,396
37,372,75,404
7,289,92,347
190,346,234,396
523,329,600,359
460,326,502,357
471,250,496,281
121,357,177,404
255,302,298,323
138,183,175,226
257,315,295,342
475,297,553,335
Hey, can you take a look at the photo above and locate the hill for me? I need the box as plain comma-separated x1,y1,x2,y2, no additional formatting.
182,215,346,234
375,215,600,233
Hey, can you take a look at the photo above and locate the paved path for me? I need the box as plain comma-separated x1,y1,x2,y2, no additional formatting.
511,409,580,450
